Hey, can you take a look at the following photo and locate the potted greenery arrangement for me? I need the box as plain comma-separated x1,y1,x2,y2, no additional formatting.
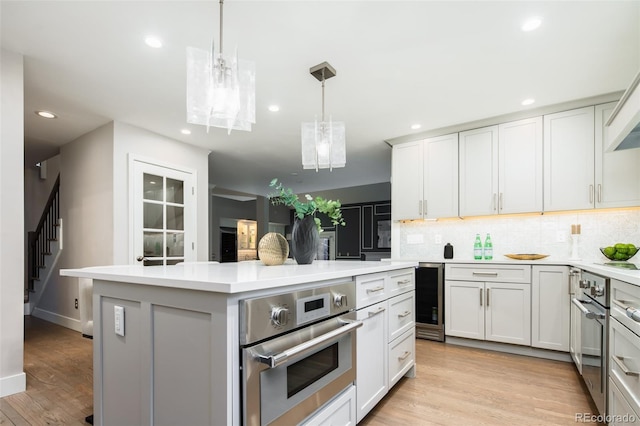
268,178,345,264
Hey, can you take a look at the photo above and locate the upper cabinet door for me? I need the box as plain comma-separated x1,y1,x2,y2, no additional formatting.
498,117,543,214
543,106,595,212
459,126,498,216
391,141,423,220
595,102,640,208
423,133,459,219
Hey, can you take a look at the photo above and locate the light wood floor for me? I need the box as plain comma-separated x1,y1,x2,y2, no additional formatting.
1,317,599,425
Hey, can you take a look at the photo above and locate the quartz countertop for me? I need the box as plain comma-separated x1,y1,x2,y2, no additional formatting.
60,260,418,294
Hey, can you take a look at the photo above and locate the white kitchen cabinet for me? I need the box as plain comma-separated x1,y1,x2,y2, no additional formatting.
302,385,356,426
459,117,542,216
595,102,640,208
543,106,596,211
355,301,387,423
391,134,458,220
531,266,570,352
445,264,531,346
354,268,415,422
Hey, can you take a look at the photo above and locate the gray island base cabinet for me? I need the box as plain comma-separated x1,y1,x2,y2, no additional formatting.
61,260,417,426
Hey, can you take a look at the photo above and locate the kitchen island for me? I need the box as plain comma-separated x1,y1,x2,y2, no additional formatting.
61,259,417,426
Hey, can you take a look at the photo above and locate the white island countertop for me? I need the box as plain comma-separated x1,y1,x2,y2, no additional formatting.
61,259,418,294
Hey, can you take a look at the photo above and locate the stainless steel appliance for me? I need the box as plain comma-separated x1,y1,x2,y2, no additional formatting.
240,281,362,426
572,270,610,417
415,263,444,341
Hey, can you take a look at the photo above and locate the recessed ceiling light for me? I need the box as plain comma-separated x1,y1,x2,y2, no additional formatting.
145,36,162,48
268,105,280,112
521,17,542,32
521,98,535,106
181,129,191,135
35,110,57,119
411,124,421,130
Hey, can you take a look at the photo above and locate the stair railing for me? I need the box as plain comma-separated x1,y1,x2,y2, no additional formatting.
27,174,60,293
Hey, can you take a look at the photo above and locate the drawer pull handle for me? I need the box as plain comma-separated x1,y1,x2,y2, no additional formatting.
367,306,386,317
613,355,640,377
366,286,385,294
398,310,411,318
612,299,640,323
472,271,499,276
398,351,411,361
397,279,412,285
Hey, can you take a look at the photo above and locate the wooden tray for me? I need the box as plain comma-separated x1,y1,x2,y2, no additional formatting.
504,254,549,260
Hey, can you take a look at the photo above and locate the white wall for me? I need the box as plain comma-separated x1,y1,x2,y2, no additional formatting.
395,208,640,263
24,155,61,231
35,123,115,330
0,48,26,397
112,122,209,264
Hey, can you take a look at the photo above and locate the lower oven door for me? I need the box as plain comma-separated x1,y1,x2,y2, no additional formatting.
573,297,608,416
242,312,362,426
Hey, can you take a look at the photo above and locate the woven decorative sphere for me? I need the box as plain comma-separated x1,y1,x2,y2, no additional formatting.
258,233,289,266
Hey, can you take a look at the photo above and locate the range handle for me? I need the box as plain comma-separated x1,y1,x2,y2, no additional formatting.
253,319,363,369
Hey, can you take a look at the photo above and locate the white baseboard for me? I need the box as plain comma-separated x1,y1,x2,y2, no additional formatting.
31,308,82,332
0,372,26,398
445,336,573,363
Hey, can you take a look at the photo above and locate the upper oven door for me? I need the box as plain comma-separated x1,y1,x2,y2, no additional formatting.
242,312,362,426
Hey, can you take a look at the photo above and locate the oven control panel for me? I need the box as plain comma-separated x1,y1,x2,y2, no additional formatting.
240,280,356,346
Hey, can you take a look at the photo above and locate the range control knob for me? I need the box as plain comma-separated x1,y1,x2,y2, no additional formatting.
333,293,347,308
579,279,590,289
270,306,289,327
591,286,604,297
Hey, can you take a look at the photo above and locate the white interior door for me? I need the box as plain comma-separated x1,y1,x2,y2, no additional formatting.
132,160,196,265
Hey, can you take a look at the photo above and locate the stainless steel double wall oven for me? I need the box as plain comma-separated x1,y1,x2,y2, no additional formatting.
239,281,362,425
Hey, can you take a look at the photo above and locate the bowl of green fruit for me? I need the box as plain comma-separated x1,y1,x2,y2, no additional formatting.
600,244,639,261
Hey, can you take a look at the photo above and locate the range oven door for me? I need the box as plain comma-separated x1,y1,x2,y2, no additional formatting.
242,312,362,426
572,297,608,416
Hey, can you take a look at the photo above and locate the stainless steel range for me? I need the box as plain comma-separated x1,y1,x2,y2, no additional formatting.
572,270,610,417
239,281,362,426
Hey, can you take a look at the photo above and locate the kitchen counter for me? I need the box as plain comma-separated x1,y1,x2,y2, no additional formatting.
61,259,418,294
62,259,417,425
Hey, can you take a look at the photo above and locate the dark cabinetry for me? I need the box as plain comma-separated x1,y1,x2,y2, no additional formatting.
336,206,361,259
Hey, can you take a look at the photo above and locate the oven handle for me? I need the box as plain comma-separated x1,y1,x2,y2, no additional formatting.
254,319,363,369
612,299,640,323
572,297,605,320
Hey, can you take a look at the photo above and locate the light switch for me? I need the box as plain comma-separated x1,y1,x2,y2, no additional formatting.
114,305,125,337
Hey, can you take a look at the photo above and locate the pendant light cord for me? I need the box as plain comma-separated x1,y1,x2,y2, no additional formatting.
219,0,224,56
321,68,325,123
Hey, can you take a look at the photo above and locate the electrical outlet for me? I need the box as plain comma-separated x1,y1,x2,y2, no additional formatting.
114,306,125,337
74,298,78,309
556,231,566,243
434,234,442,244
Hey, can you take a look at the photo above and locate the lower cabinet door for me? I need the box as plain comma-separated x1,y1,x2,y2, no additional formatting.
355,301,388,423
302,385,357,426
445,280,484,340
485,282,531,346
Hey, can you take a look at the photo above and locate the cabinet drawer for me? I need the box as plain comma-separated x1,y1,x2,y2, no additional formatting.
302,385,356,426
610,317,640,415
388,328,415,388
387,268,415,298
445,263,531,283
388,292,415,341
609,379,640,426
612,279,640,337
356,272,388,309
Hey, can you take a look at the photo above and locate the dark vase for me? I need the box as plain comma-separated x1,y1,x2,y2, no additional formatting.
291,216,319,264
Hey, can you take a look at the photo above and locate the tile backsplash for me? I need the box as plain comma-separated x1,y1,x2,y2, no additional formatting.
396,208,640,262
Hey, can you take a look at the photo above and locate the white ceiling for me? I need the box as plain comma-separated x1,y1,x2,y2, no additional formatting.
2,1,639,197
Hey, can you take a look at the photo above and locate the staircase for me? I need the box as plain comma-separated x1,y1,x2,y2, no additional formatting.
26,175,60,302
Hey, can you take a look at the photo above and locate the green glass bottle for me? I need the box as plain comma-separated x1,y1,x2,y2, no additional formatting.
484,233,493,260
473,234,483,260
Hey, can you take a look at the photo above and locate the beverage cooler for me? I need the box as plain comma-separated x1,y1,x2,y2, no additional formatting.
415,263,444,341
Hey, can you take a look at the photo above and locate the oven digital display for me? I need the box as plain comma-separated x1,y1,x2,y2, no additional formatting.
296,293,330,325
305,298,324,312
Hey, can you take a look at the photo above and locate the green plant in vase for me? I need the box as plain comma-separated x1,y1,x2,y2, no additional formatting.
268,178,345,264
